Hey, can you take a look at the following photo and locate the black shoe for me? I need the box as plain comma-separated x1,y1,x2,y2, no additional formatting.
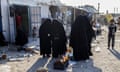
43,55,46,58
52,54,58,58
47,54,50,57
89,52,93,56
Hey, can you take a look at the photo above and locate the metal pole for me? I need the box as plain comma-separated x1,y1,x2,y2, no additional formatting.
117,8,118,14
114,8,115,15
73,7,75,21
7,0,11,50
98,3,100,14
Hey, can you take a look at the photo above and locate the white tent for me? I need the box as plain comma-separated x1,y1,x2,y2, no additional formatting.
79,5,97,13
35,0,63,6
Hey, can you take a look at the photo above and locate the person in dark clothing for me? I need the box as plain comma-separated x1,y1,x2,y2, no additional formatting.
70,15,90,61
16,15,22,28
51,20,67,58
85,17,96,56
15,27,28,51
39,19,52,57
108,19,117,49
0,32,7,46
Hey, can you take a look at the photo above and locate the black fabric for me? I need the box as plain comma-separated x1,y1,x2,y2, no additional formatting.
14,5,29,36
84,16,95,56
15,27,28,46
39,19,52,56
108,34,115,48
108,24,117,48
70,15,90,61
51,20,67,57
108,24,117,35
0,32,7,46
10,6,14,17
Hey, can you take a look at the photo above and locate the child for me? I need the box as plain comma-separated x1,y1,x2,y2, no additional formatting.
32,26,37,41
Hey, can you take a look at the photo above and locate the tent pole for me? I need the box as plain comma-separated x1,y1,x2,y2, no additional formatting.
7,0,11,51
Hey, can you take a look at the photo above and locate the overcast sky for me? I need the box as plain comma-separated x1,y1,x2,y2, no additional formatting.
60,0,120,13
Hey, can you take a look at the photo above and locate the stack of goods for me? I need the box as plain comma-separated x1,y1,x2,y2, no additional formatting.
66,47,73,60
53,56,69,70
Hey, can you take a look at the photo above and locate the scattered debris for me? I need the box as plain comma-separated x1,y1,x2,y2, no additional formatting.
1,54,7,60
8,56,24,61
24,46,36,52
24,45,40,54
95,47,101,52
36,67,48,72
8,53,33,62
91,43,97,48
32,50,39,54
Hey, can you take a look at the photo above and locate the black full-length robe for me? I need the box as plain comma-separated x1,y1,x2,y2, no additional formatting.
70,15,89,61
84,16,95,56
51,20,67,58
39,19,52,56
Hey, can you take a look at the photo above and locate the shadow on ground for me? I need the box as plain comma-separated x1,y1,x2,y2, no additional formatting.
27,57,51,72
109,49,120,60
27,57,102,72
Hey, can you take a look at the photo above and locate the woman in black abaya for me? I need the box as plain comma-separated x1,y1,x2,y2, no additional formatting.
85,16,95,56
70,15,90,61
51,20,67,58
39,19,52,57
